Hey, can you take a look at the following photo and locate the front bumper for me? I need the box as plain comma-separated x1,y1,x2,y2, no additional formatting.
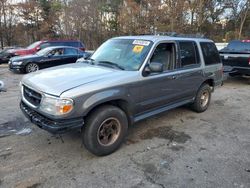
8,64,25,72
20,101,84,134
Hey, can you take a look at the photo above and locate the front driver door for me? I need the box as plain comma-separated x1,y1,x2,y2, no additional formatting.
132,42,184,116
41,48,67,69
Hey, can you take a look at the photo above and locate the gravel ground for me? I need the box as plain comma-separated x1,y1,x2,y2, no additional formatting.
0,64,250,188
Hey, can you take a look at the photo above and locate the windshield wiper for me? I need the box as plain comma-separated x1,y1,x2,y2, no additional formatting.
97,61,125,70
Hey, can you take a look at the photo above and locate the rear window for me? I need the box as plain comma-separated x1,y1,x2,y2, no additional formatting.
200,42,221,65
226,40,250,51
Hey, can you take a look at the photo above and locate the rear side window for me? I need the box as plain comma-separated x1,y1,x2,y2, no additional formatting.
200,42,221,65
64,48,78,55
179,41,199,67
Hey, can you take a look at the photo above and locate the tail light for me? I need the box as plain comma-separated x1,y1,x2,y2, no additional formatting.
248,57,250,65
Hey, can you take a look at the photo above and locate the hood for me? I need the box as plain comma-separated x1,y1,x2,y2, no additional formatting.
22,63,125,96
11,54,40,62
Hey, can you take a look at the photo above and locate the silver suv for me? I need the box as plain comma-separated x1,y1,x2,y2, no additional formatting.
20,35,223,156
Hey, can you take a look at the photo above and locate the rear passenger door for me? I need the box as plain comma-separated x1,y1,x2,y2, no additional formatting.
61,48,79,64
175,41,203,98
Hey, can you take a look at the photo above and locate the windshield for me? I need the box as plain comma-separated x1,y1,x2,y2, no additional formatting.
27,41,41,50
36,47,53,56
91,39,153,71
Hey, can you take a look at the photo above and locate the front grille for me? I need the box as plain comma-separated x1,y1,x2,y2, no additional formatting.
23,86,42,106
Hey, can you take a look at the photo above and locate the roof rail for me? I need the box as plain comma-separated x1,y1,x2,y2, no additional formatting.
155,32,206,39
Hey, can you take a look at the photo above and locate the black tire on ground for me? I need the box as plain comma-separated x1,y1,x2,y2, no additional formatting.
25,63,39,73
82,105,128,156
191,84,211,113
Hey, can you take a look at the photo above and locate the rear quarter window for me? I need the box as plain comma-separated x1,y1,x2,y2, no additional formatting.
200,42,221,65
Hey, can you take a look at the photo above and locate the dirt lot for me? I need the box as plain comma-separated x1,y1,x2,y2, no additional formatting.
0,64,250,188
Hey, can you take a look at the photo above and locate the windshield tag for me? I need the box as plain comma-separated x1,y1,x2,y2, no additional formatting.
133,45,144,53
133,40,150,46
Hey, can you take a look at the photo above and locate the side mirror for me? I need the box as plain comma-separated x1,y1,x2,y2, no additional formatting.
83,52,92,60
46,54,52,58
143,62,163,76
146,62,163,72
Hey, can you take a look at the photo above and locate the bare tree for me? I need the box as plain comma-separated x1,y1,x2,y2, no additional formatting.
238,0,249,39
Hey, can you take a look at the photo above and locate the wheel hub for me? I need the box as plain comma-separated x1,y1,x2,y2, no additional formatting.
97,117,121,146
200,91,209,107
27,64,39,72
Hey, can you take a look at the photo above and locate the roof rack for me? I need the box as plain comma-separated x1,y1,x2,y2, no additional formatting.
155,32,206,38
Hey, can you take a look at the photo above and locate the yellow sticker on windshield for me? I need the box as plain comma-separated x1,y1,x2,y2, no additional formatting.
133,45,144,53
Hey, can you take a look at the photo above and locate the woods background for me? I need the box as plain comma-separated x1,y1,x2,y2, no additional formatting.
0,0,250,50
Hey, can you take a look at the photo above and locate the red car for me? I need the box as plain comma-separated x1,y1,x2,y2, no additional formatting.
10,40,85,56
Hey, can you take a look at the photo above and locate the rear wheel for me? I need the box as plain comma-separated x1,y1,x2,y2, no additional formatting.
191,84,211,113
82,105,128,156
25,63,39,73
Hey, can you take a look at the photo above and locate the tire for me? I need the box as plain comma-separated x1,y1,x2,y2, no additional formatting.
191,84,211,113
82,105,128,156
25,63,39,73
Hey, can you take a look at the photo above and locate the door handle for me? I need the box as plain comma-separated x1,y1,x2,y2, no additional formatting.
172,75,177,79
167,75,177,80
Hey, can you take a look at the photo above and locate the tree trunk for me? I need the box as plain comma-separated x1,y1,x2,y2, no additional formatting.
238,4,249,39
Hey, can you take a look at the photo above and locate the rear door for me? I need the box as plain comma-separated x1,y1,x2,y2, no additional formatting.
174,41,203,98
62,48,79,64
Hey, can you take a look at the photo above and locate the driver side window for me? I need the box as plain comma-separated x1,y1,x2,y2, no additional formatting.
150,43,175,71
48,49,64,56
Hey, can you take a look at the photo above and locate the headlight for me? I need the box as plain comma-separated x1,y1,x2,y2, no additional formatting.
76,58,84,63
39,95,74,116
12,61,23,65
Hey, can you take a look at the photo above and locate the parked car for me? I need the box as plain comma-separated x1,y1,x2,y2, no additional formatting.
0,47,22,64
20,35,223,156
9,46,85,73
9,40,85,57
220,40,250,76
0,49,13,64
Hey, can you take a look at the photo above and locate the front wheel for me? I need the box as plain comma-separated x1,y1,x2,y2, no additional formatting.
82,105,128,156
25,63,39,73
191,84,211,113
